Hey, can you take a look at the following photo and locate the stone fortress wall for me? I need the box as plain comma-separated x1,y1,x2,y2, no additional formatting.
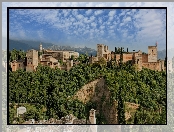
89,43,165,71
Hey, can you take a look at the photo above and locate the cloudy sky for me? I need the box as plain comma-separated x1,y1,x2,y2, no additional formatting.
2,2,170,53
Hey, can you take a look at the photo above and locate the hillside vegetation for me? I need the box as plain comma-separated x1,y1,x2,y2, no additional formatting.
9,50,166,124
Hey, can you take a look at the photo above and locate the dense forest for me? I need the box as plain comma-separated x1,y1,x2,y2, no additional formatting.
8,49,166,125
105,63,166,124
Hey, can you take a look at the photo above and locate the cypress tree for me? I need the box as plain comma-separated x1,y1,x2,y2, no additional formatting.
120,47,123,65
117,66,126,124
117,79,126,124
115,47,117,53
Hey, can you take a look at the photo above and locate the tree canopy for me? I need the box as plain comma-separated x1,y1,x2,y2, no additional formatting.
9,50,166,124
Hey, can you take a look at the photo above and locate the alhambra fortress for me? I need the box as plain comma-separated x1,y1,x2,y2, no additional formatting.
11,44,79,72
8,43,166,124
10,43,165,72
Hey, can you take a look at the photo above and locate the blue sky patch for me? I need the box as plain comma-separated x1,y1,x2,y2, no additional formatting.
9,9,166,52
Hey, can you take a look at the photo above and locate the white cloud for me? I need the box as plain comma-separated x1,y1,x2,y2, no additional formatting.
37,30,44,40
108,10,116,17
119,9,127,17
70,17,76,22
100,30,104,35
100,25,105,30
107,22,111,25
108,10,116,21
44,11,58,23
91,22,97,27
2,2,169,51
19,30,26,38
72,9,78,16
109,29,114,34
127,34,134,39
120,23,124,27
113,21,118,25
83,17,89,23
76,14,84,20
109,25,114,29
94,10,103,16
98,17,103,24
89,16,95,22
133,9,165,46
123,16,131,23
85,9,92,16
62,10,70,17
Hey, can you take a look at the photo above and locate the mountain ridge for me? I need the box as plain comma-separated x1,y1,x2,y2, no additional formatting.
9,39,167,59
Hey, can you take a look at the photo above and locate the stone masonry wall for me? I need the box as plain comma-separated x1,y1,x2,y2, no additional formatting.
148,46,157,62
142,54,148,63
142,60,164,71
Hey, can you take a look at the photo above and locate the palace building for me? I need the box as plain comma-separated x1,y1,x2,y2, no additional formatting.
89,42,165,71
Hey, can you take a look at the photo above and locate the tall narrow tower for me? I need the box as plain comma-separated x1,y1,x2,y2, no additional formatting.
26,49,38,72
97,44,104,58
148,42,158,62
39,42,43,52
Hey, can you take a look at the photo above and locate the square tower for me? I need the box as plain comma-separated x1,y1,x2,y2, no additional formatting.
97,44,104,58
26,49,38,72
148,46,157,62
133,51,142,71
97,44,111,60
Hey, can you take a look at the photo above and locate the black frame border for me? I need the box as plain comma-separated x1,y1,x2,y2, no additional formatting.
7,6,167,126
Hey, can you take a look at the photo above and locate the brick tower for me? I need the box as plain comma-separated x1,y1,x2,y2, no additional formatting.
26,49,38,72
148,42,158,62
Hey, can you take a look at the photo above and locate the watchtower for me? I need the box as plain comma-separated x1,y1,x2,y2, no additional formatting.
26,49,38,72
39,43,43,52
97,44,110,60
97,44,104,58
148,42,158,62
